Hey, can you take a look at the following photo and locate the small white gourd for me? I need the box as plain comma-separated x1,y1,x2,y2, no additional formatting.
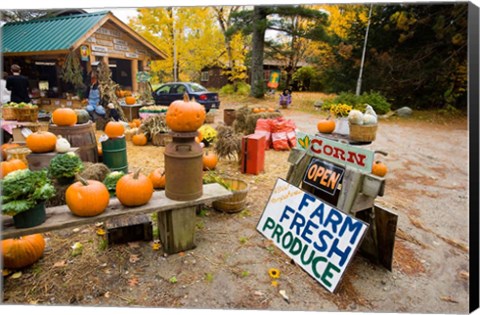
362,113,378,125
55,136,71,153
348,109,364,125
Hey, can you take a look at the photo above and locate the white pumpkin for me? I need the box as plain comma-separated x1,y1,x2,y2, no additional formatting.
55,136,71,153
348,109,364,125
365,104,377,117
362,113,378,125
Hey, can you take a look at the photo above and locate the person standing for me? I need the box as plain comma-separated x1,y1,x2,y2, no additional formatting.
6,64,31,103
1,71,11,104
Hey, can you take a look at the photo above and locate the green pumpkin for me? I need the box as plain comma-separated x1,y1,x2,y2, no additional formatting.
75,109,91,124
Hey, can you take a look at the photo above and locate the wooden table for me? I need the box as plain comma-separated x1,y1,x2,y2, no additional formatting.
120,104,143,121
2,183,233,254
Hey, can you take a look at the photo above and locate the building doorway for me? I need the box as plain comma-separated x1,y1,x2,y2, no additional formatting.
109,58,132,90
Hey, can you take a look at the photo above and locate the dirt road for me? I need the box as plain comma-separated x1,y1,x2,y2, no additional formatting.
1,108,470,314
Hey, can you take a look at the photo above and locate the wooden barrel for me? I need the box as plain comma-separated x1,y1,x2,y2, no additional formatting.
48,122,98,163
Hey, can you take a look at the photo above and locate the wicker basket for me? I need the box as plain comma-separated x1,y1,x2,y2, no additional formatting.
14,107,39,122
349,123,378,142
151,133,172,146
212,178,249,213
2,107,17,120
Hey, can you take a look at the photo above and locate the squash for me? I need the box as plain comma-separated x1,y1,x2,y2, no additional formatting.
55,136,71,153
203,150,218,170
116,169,153,207
1,141,20,160
26,131,57,153
2,234,46,269
166,93,206,132
1,158,27,179
52,108,77,126
104,121,125,138
125,96,136,105
372,161,388,177
132,119,142,127
148,168,166,189
75,109,91,124
66,177,110,217
317,119,336,134
132,133,148,146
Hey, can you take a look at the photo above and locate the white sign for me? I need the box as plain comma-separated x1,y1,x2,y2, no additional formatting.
114,44,129,51
125,52,139,58
91,45,109,53
97,27,121,37
96,40,113,47
257,178,368,293
113,38,127,45
86,37,96,43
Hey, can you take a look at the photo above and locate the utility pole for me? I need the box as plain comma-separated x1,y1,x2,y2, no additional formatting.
356,3,373,96
173,7,178,82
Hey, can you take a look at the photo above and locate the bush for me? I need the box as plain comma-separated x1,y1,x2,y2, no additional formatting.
219,82,251,96
235,82,251,96
220,84,235,95
321,91,391,115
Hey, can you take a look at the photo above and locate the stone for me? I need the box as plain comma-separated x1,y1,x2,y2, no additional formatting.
395,107,413,117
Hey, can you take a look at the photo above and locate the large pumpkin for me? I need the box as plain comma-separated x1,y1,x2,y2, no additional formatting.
125,96,136,105
317,119,336,134
132,133,148,146
52,108,78,126
203,150,218,170
75,109,91,124
116,169,153,207
372,161,388,177
149,168,166,189
166,93,206,132
104,121,125,138
26,131,57,153
2,234,46,269
66,177,110,217
1,141,20,160
1,159,27,179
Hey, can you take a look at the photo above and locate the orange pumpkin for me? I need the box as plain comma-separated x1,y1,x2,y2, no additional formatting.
166,93,206,132
128,122,137,128
125,96,136,105
26,131,57,153
104,121,125,138
268,107,275,112
52,108,77,126
372,161,388,177
149,168,166,189
1,234,46,269
132,133,148,146
133,119,142,127
1,159,27,178
1,141,20,160
116,89,125,98
66,177,110,217
116,169,154,207
317,119,336,134
203,150,218,170
252,108,260,113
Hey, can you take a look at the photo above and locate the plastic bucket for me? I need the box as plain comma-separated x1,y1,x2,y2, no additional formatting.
13,202,46,228
101,137,128,173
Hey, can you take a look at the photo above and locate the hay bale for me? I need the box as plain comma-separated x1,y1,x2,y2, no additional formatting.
45,182,69,207
80,162,111,182
233,106,282,135
233,106,251,134
214,124,242,160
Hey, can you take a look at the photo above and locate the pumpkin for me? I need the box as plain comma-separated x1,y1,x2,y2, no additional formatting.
1,141,20,160
372,161,388,177
55,136,71,153
98,146,102,156
1,158,27,178
128,122,137,128
166,93,206,132
75,109,91,124
1,234,46,269
132,133,148,146
26,131,57,153
268,107,275,112
252,108,260,113
203,150,218,170
317,119,336,134
125,96,136,105
66,177,110,217
116,89,125,98
149,168,166,189
104,121,125,138
52,108,78,126
116,169,154,207
132,119,142,127
123,90,133,97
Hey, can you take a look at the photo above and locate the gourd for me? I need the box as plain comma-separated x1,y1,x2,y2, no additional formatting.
52,108,77,126
26,131,57,153
55,136,71,153
132,119,142,127
317,119,336,134
116,169,153,207
132,133,148,146
104,121,125,138
1,159,28,179
348,109,364,125
149,168,166,189
75,109,91,124
166,93,206,132
66,177,110,217
125,96,136,105
203,150,218,170
1,141,20,160
372,161,388,177
362,113,377,125
1,234,46,269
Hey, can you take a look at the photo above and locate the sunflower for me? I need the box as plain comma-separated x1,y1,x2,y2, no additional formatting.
268,268,280,279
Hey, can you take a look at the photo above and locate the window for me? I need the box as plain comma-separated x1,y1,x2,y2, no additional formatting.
201,71,209,82
156,85,171,95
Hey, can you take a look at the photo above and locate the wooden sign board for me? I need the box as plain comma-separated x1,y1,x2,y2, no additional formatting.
303,158,345,196
296,131,374,173
257,178,368,293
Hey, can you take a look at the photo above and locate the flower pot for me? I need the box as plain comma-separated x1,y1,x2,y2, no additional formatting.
12,202,46,228
334,117,349,136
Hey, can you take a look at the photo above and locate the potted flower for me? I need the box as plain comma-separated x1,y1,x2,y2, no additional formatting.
1,169,55,228
329,103,352,136
48,152,84,185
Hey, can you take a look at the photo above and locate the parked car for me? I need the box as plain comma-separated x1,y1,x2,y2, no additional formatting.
152,82,220,112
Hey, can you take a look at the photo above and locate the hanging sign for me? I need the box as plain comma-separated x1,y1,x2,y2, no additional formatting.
267,70,280,89
126,52,139,59
296,131,374,173
303,158,345,195
91,45,109,53
257,178,368,293
79,45,90,61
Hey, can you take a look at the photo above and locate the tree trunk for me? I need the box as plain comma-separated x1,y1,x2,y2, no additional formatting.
250,6,268,98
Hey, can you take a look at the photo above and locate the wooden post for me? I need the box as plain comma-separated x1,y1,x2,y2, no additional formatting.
131,59,138,93
157,206,197,254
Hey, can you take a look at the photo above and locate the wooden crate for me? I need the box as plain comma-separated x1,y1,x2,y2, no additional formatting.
106,214,153,245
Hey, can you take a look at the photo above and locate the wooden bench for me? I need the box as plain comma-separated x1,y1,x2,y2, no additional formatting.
1,183,232,254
